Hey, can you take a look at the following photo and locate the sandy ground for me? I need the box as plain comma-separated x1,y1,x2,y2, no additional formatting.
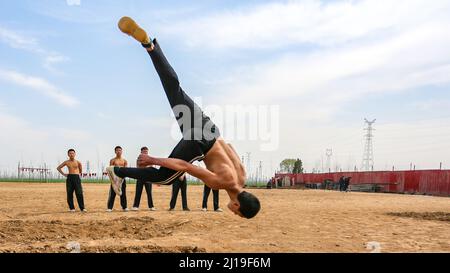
0,182,449,253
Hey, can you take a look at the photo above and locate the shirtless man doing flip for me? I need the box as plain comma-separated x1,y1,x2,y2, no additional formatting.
106,17,260,219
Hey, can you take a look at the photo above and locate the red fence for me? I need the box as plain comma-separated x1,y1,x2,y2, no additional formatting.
274,170,450,197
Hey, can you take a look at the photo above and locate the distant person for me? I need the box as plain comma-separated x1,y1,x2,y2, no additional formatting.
56,149,86,213
266,179,272,189
132,147,157,211
202,185,222,212
107,146,129,212
169,174,190,211
344,177,352,192
339,176,345,192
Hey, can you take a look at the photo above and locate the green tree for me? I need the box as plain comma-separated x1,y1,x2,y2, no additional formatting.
293,158,304,174
280,159,296,173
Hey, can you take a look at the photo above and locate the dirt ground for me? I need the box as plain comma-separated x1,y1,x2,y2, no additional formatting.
0,182,449,253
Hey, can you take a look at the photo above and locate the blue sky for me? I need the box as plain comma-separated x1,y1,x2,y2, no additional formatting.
1,0,450,177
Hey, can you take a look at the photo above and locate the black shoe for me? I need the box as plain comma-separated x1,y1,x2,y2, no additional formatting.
168,208,175,211
183,208,191,211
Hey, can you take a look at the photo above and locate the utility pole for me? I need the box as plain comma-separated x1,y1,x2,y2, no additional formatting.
362,118,376,171
326,149,333,173
86,161,91,176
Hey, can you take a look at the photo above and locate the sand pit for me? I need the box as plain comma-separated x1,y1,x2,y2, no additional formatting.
0,182,448,253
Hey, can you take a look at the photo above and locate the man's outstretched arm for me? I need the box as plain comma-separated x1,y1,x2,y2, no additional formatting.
138,155,221,189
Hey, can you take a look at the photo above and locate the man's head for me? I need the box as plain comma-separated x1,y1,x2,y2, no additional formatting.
67,149,76,160
141,146,149,155
115,146,123,157
228,191,261,219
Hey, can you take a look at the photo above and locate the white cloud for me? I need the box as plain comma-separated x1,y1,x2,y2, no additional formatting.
96,112,110,119
0,111,50,142
154,0,450,173
153,0,450,114
43,54,70,74
57,129,91,141
188,1,450,125
0,108,95,173
0,27,39,50
410,99,450,111
0,110,50,171
0,69,79,107
0,26,69,72
159,0,450,50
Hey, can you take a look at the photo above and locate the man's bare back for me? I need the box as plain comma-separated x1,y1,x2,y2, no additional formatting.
137,138,244,192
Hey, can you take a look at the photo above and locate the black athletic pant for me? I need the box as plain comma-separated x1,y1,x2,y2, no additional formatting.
202,185,219,211
66,174,85,210
133,180,154,208
115,39,221,185
170,176,188,210
107,180,127,210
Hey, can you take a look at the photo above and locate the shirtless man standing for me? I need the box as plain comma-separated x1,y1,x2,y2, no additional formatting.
107,146,129,212
106,17,260,219
57,149,86,212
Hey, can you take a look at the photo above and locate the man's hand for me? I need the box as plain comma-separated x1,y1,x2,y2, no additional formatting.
137,154,156,167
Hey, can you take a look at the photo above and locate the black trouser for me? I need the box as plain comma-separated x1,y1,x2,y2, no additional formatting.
107,180,127,210
66,174,85,210
170,176,188,209
202,185,219,211
344,181,350,191
133,180,154,208
339,178,345,192
115,39,221,185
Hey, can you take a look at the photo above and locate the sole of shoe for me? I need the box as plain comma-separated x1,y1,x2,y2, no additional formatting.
118,16,150,44
106,167,122,196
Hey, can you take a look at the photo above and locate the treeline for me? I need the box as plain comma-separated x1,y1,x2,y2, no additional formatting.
279,158,303,174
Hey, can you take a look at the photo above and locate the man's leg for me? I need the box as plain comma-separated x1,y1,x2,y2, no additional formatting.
133,180,144,208
213,190,220,211
181,177,189,210
107,186,116,210
202,185,211,209
66,178,75,210
115,139,204,185
74,176,85,211
170,181,180,209
120,181,127,210
144,183,154,208
112,24,220,187
118,17,220,151
146,39,221,153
